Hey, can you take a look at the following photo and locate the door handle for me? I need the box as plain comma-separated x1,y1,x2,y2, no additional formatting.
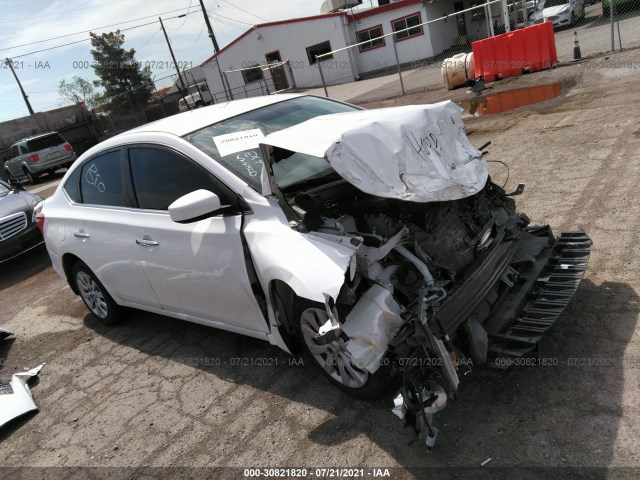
136,238,159,247
73,231,90,238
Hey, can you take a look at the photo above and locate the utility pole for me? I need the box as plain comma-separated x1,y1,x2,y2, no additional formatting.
199,0,220,52
5,58,35,115
159,17,190,109
198,0,231,101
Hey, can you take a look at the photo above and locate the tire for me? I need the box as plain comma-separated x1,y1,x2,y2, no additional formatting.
195,100,205,108
294,300,396,399
72,261,122,325
23,168,38,185
571,12,576,24
4,168,15,183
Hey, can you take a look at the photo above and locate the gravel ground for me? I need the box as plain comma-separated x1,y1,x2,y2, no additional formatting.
1,48,639,479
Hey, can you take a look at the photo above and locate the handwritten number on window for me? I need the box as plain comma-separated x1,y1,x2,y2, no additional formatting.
85,163,106,192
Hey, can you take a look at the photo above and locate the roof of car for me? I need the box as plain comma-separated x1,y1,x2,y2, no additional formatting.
124,93,306,138
10,131,60,146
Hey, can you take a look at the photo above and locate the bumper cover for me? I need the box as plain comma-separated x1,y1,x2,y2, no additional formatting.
0,223,44,262
485,230,592,369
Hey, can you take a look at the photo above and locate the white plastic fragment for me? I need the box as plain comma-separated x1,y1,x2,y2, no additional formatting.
0,364,45,428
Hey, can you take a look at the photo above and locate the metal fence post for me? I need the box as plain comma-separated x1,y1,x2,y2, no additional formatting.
616,2,623,50
610,0,615,51
316,56,329,97
222,72,234,100
285,60,297,89
391,36,405,96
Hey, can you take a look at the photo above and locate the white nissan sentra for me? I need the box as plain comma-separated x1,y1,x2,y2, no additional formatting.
39,94,590,444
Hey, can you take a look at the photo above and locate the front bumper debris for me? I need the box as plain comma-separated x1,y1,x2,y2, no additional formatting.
0,364,45,429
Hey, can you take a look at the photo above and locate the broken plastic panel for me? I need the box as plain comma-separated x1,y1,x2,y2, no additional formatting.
0,364,45,428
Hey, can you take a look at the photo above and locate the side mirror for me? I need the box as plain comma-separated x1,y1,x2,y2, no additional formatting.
169,189,222,223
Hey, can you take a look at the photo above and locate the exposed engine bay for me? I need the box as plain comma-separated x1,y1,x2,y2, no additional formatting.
286,176,592,447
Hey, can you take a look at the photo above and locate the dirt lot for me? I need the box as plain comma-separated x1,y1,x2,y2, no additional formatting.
1,49,640,479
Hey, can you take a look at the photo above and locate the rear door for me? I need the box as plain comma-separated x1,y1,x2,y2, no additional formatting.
65,148,161,308
125,145,268,333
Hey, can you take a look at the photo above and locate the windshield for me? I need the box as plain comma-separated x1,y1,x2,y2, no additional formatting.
0,181,10,196
185,96,360,190
543,0,569,8
189,86,200,95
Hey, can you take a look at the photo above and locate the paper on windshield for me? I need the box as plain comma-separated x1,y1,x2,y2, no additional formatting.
261,101,488,202
213,128,265,157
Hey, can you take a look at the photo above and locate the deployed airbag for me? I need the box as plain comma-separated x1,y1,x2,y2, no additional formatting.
262,101,487,202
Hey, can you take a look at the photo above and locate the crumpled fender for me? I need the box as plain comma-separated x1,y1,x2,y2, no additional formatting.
243,199,356,304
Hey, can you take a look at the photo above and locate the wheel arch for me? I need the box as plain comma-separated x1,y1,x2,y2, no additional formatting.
62,252,82,294
269,279,303,354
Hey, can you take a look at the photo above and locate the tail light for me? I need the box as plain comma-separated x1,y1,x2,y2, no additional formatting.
64,143,73,152
35,212,45,235
28,153,40,162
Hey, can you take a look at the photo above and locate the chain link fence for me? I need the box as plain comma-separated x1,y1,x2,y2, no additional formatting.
313,0,639,103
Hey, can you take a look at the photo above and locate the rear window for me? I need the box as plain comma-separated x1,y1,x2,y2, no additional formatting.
26,133,66,152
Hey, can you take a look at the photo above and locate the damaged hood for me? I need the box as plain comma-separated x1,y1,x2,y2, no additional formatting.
262,101,488,202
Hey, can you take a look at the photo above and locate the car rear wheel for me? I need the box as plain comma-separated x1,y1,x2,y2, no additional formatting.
23,168,38,185
295,301,394,399
72,261,122,325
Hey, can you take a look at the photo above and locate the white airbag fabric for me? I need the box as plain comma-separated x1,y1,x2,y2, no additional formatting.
262,101,487,202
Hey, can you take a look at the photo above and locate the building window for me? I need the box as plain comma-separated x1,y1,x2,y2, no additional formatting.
306,41,333,65
392,13,423,41
356,25,385,52
241,65,264,84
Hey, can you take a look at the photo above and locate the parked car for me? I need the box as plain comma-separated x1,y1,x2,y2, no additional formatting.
178,82,214,112
0,179,44,262
4,132,77,185
530,0,585,26
40,94,590,445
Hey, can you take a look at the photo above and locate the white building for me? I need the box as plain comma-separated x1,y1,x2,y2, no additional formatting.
201,0,498,101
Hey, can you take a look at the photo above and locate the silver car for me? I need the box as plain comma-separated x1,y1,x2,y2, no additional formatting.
4,132,77,184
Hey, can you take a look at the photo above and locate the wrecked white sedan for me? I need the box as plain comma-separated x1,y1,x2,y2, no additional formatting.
39,94,590,445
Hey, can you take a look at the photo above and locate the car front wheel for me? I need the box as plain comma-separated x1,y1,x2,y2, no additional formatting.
295,301,394,399
72,261,122,325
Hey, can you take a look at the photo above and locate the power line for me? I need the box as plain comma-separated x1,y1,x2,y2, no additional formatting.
207,10,255,27
219,0,270,22
168,0,195,30
8,12,198,60
8,21,159,59
0,7,199,53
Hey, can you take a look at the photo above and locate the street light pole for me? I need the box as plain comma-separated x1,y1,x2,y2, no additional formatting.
5,58,35,115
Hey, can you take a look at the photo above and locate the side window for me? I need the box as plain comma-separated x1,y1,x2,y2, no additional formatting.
10,146,20,157
128,147,236,211
19,145,28,155
63,167,82,202
80,151,126,207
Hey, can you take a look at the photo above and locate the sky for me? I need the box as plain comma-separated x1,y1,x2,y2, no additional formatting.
0,0,374,122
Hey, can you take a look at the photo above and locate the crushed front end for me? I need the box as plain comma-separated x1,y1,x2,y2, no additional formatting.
292,178,591,447
261,102,591,447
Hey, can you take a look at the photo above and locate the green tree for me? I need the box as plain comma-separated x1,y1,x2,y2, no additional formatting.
58,75,101,109
89,30,153,114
